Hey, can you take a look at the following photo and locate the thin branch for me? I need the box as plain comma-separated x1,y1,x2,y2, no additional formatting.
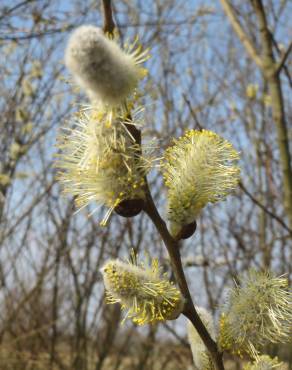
220,0,263,68
182,94,204,130
0,0,34,22
272,36,292,88
239,181,292,235
276,41,292,74
162,322,189,346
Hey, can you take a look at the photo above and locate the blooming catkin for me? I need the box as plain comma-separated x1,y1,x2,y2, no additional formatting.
65,25,149,106
56,107,153,225
219,270,292,357
162,129,240,236
243,355,284,370
187,307,216,370
101,252,184,325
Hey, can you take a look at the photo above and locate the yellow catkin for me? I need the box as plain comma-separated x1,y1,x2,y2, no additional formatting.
162,129,240,235
243,355,284,370
55,107,154,224
101,251,184,325
218,270,292,357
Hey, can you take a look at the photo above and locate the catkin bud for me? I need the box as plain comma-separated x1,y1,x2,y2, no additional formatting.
187,307,216,370
101,251,184,325
65,25,149,106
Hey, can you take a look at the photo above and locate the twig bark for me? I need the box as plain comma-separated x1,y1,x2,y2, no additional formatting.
102,0,115,35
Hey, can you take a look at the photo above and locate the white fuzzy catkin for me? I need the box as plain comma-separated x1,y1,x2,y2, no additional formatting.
65,25,146,106
187,307,216,370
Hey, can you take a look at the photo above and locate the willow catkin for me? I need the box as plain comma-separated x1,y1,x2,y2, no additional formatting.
65,25,148,105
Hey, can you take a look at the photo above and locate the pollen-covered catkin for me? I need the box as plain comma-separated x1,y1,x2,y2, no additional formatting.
187,307,216,370
101,252,184,325
162,129,240,236
243,355,284,370
55,107,153,225
65,25,148,106
219,270,292,357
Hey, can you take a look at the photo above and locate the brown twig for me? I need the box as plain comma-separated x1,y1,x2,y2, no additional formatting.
102,0,115,35
272,36,292,88
182,94,204,130
276,41,292,74
142,184,224,370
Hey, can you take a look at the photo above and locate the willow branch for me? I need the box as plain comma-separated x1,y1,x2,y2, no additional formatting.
102,0,115,35
101,2,225,368
142,184,225,370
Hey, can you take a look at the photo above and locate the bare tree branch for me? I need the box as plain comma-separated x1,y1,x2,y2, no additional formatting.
276,41,292,74
220,0,263,68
